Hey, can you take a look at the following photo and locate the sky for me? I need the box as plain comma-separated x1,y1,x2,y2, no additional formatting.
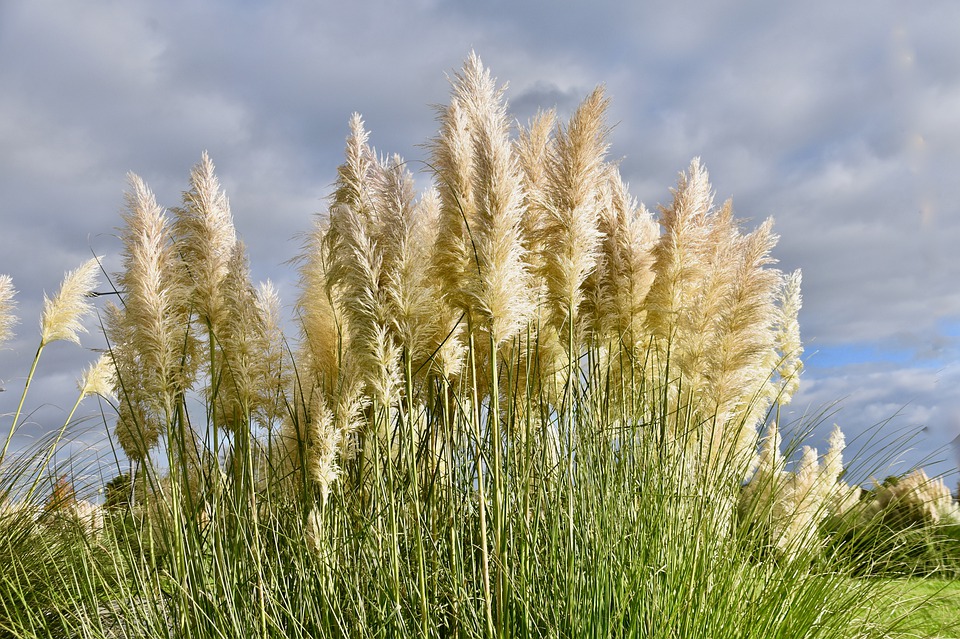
1,0,959,489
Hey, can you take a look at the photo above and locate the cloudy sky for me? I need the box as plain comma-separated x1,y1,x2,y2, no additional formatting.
1,0,959,487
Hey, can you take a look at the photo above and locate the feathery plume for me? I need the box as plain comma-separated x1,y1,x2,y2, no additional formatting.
327,200,401,407
777,445,822,557
535,86,609,343
334,113,379,225
431,95,478,312
78,353,115,399
704,216,781,460
114,173,193,407
645,158,714,346
672,199,738,404
866,469,959,526
515,109,556,275
0,275,16,346
586,167,658,348
374,156,441,370
771,269,804,405
305,392,340,499
114,389,162,463
820,424,845,490
172,152,238,333
643,159,718,451
326,118,403,407
460,55,533,346
741,421,786,519
216,241,267,429
297,218,344,399
429,53,534,351
817,424,862,517
420,189,467,381
108,175,190,461
281,386,346,500
40,257,101,346
255,279,287,425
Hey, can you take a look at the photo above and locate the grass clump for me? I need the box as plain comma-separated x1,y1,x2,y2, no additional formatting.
0,53,952,638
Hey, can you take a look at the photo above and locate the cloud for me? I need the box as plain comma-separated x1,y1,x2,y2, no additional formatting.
789,358,960,487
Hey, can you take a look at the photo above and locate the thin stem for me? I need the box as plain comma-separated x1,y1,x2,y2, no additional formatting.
25,388,86,503
0,343,44,466
468,325,495,637
488,330,505,630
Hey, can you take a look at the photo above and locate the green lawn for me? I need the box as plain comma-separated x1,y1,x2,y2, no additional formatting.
879,578,960,638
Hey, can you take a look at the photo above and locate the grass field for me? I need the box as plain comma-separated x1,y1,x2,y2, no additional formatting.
880,578,960,639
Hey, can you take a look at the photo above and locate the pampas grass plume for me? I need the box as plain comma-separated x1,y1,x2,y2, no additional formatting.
255,279,288,424
297,218,344,398
0,274,16,346
773,269,804,405
40,257,101,346
459,54,533,345
173,151,238,332
116,173,192,404
537,87,609,336
78,353,115,399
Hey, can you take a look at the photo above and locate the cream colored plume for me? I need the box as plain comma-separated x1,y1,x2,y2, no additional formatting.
775,445,823,557
373,157,442,372
865,468,960,525
535,86,609,344
296,218,344,400
334,113,379,227
325,117,404,406
431,91,478,313
585,167,658,349
327,197,400,407
172,152,238,333
741,423,857,559
769,269,804,405
114,173,193,410
438,52,533,347
254,280,287,426
643,160,721,452
704,216,781,458
420,190,467,381
40,256,101,347
216,241,269,429
78,353,115,400
645,158,714,349
280,385,346,501
515,108,556,275
0,275,15,346
743,422,786,513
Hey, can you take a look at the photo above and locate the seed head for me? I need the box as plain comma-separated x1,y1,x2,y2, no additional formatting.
0,275,17,346
78,353,116,399
40,257,102,346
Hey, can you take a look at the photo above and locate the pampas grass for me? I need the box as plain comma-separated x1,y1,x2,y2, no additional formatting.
109,174,192,462
172,151,237,335
0,53,940,639
40,256,101,347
